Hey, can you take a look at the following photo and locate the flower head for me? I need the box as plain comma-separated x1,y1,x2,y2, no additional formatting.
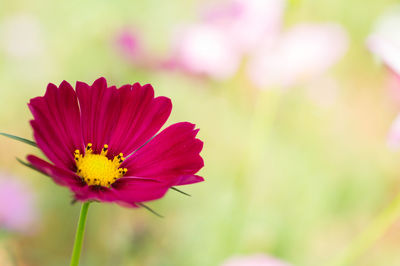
0,173,38,233
27,77,204,207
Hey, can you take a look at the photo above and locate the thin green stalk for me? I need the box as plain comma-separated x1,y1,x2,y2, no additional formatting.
70,202,91,266
331,192,400,266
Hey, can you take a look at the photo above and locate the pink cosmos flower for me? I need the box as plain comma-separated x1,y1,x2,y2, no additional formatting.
247,23,348,89
221,254,291,266
0,173,37,233
26,77,204,207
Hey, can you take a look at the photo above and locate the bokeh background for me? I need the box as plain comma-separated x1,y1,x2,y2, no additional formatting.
1,0,400,265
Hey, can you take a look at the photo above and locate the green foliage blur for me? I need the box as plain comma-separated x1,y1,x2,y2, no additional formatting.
1,0,400,265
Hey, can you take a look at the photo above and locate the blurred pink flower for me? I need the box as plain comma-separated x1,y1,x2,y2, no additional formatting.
247,23,349,89
202,0,285,53
118,0,347,86
221,254,291,266
367,6,400,148
367,6,400,106
387,113,400,150
114,28,158,69
0,14,44,59
387,70,400,105
0,173,38,233
115,29,142,60
167,23,241,80
165,0,284,80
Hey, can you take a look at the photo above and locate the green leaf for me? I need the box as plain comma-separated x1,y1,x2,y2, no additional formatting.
0,132,37,147
171,186,191,197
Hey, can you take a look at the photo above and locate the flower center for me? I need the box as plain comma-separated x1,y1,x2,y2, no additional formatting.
74,143,127,187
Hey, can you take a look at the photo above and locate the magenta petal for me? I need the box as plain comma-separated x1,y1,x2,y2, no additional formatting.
28,81,84,170
73,177,168,206
27,155,84,189
73,185,119,202
112,177,169,203
175,175,205,185
76,78,121,153
123,122,204,186
108,83,172,156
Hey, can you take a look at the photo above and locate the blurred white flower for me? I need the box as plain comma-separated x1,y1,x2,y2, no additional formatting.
368,35,400,75
367,5,400,108
0,14,44,59
221,254,291,266
168,23,241,80
247,23,349,89
367,5,400,75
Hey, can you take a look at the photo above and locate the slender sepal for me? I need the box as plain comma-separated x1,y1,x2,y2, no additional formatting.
1,132,37,147
16,157,45,175
137,202,164,218
171,186,191,197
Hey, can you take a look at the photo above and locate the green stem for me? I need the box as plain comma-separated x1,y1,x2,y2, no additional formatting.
70,202,90,266
331,192,400,266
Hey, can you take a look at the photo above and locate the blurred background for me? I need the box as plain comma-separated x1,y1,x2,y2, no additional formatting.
1,0,400,265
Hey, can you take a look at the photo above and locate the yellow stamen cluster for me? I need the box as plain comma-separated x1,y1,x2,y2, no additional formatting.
74,143,127,187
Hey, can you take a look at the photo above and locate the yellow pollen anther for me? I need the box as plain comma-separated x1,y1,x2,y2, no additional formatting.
75,143,126,187
86,143,93,154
